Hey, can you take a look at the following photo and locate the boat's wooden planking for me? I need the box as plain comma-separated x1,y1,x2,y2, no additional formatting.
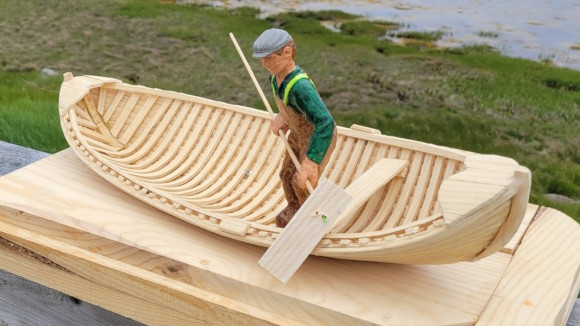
66,84,468,235
56,75,530,264
476,208,580,325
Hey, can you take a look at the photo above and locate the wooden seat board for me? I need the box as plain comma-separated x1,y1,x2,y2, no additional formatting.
331,158,409,233
347,145,390,232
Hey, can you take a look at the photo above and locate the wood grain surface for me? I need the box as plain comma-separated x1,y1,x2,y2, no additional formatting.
0,141,142,326
0,148,512,325
1,141,579,325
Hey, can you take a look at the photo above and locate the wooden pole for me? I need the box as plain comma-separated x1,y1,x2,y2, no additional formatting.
229,32,314,194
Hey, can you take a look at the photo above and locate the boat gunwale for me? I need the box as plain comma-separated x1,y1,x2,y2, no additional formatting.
59,74,530,263
63,106,519,251
96,80,469,162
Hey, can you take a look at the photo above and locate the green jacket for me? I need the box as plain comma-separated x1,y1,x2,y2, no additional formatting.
270,66,335,164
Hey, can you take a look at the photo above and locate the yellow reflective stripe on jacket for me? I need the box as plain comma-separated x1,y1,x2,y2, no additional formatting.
271,73,317,106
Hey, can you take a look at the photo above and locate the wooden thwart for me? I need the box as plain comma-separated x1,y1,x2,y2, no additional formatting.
334,158,409,231
260,158,408,283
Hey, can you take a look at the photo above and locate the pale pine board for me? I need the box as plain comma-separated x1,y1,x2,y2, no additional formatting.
259,178,352,283
0,149,512,325
0,215,284,326
260,158,408,283
501,203,539,254
477,208,580,326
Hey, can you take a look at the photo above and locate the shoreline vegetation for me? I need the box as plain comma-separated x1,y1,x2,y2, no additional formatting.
0,0,579,222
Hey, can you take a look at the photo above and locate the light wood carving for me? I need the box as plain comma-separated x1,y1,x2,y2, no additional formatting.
57,73,532,265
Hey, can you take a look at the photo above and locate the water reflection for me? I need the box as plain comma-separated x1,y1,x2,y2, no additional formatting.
187,0,580,70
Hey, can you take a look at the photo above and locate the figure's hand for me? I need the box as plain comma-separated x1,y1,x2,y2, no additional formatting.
271,114,289,136
295,157,319,190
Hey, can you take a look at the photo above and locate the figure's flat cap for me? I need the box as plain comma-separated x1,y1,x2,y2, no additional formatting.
252,28,292,58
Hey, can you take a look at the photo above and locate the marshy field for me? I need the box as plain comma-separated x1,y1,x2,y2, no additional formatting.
0,0,579,222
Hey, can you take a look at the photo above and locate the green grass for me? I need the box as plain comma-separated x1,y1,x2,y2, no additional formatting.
0,0,579,226
390,30,446,42
340,21,398,38
477,31,499,38
0,72,66,153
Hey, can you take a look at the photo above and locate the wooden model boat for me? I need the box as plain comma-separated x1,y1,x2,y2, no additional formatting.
58,73,531,264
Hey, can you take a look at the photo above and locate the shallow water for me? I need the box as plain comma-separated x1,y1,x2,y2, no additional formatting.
186,0,580,71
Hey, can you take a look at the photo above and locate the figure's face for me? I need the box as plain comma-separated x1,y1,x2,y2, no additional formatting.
260,46,293,75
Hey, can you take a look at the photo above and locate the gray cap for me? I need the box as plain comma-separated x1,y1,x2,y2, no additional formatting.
252,28,292,58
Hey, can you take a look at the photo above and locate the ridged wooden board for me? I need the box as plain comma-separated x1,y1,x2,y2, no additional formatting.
1,150,578,325
0,211,289,326
0,151,517,325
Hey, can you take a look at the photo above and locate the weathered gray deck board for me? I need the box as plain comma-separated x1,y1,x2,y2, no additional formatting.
0,140,579,325
571,300,580,326
0,271,142,326
0,141,142,326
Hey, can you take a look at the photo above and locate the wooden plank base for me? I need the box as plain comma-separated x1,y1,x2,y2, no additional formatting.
0,213,286,326
0,148,578,325
477,207,580,325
